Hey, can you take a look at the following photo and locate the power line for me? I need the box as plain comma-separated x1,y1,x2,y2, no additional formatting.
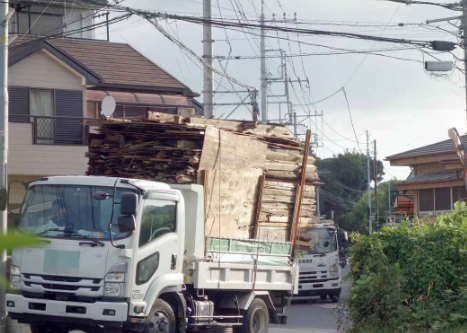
342,87,363,154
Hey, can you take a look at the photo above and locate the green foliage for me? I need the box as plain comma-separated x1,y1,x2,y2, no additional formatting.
315,152,388,232
347,205,467,332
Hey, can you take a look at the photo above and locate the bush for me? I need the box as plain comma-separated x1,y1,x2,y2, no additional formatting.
347,202,467,332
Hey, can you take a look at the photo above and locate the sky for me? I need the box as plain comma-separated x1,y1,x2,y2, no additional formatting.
97,0,466,181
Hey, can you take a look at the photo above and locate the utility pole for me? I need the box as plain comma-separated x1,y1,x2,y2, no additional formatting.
260,0,267,123
366,131,372,234
374,140,378,231
0,1,8,332
293,111,297,138
388,181,391,224
203,0,213,118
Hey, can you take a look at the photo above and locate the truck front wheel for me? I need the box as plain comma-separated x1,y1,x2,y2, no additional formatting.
242,298,269,333
146,299,176,333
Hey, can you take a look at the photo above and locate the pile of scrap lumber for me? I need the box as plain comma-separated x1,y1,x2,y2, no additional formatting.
86,112,319,242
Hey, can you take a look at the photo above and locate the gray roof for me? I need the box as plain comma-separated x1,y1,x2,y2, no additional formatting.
398,170,463,185
386,135,467,160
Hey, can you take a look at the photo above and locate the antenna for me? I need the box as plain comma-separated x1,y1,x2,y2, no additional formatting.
101,96,116,117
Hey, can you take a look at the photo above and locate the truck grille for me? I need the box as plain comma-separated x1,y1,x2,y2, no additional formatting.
21,274,103,298
299,271,329,283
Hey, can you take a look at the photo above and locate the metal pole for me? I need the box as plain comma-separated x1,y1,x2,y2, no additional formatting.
374,140,378,231
106,12,110,42
367,131,372,234
293,111,297,138
260,0,267,123
0,1,8,332
203,0,213,118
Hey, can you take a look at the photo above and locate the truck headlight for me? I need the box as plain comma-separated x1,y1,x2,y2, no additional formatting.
105,283,124,297
317,257,326,267
10,257,21,290
104,262,127,298
10,275,21,290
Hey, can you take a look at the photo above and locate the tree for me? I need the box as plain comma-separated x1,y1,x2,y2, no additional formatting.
315,151,385,232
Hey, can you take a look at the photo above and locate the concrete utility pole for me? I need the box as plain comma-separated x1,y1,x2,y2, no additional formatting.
388,181,391,224
260,0,267,123
374,140,378,231
203,0,213,118
0,1,8,331
293,111,297,138
366,131,372,234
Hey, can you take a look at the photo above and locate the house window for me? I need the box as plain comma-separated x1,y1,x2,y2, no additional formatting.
30,89,55,117
30,89,55,144
435,187,451,211
419,189,434,211
453,186,467,204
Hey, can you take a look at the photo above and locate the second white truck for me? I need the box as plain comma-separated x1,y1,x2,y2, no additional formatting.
295,221,343,302
6,176,298,333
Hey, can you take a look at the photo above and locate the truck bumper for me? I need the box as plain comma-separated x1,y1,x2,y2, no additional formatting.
6,294,128,324
297,279,341,296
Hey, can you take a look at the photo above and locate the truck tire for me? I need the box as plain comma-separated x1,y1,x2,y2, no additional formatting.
30,324,68,333
330,294,340,303
242,298,269,333
145,299,176,333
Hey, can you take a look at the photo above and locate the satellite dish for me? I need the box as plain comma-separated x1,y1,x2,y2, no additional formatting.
101,96,116,117
448,127,466,167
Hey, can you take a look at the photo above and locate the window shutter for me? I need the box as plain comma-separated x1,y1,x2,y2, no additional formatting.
9,87,29,123
55,89,83,145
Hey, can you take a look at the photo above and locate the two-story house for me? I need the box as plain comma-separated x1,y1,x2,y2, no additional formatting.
7,35,198,212
386,136,467,217
9,0,107,38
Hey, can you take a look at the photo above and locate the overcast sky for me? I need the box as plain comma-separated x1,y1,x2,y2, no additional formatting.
99,0,465,180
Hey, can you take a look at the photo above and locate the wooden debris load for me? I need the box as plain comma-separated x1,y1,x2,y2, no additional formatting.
87,113,319,241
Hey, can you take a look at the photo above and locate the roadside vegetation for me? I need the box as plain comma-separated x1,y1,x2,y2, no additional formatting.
344,202,467,333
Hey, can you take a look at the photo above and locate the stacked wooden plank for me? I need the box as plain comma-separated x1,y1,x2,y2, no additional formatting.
256,142,318,241
86,112,319,242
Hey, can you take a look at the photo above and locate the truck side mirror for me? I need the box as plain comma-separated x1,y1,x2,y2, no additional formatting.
118,215,136,233
344,232,349,241
120,192,138,215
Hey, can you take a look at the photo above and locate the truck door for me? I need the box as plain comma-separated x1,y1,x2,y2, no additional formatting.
132,192,183,301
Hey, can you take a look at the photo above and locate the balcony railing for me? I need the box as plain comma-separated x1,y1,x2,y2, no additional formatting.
12,115,94,146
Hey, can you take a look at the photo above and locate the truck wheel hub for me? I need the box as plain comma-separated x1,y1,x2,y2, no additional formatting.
149,313,169,333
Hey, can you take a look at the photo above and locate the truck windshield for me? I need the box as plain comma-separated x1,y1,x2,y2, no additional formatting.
297,228,337,254
18,185,135,240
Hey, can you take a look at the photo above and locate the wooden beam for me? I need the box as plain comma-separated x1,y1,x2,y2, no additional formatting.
291,130,312,253
253,174,265,239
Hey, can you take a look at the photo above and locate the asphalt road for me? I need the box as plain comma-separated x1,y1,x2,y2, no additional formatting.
270,266,351,333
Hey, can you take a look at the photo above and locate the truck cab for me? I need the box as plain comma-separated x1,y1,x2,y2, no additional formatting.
6,176,296,333
295,222,342,302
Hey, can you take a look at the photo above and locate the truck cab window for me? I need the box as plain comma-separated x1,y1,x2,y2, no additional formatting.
139,199,176,248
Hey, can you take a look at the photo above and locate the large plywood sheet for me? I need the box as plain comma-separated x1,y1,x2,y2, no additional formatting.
204,168,263,239
199,127,268,170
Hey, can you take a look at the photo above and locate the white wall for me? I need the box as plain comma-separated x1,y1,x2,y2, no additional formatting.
9,123,88,177
9,50,84,91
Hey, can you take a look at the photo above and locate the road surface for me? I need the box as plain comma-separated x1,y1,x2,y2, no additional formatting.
270,266,351,333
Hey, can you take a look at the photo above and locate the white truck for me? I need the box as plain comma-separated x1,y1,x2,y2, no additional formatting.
294,221,343,302
5,176,298,333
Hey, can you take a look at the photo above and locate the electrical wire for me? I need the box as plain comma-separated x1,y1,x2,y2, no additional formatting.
342,88,363,154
